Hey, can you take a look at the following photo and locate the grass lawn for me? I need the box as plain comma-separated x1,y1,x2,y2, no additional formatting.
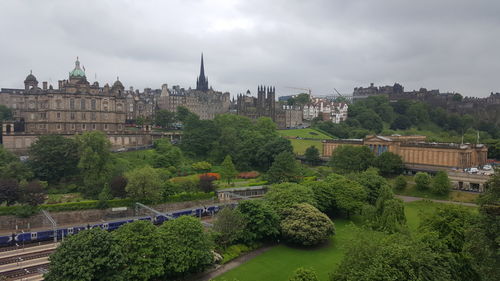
215,201,477,281
278,128,333,140
289,139,323,155
114,149,156,169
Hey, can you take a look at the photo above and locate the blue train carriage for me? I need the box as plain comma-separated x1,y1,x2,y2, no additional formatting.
0,234,13,246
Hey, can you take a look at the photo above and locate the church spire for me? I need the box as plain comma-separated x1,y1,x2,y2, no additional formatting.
196,53,209,91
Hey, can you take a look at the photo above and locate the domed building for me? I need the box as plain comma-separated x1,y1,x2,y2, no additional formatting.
0,58,153,154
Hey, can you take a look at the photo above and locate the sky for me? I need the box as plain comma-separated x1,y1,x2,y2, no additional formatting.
1,0,499,98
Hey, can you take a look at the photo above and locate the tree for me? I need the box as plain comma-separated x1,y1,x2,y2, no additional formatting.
45,228,122,281
308,174,367,217
176,106,196,123
0,161,33,182
390,115,412,130
328,145,374,173
355,109,383,133
376,197,407,233
213,207,247,247
407,102,430,125
153,139,183,168
280,203,335,246
394,175,407,191
125,166,162,203
373,152,404,176
265,183,316,215
431,171,451,195
155,109,176,129
113,221,164,281
199,174,217,193
255,137,294,171
220,155,238,184
77,132,113,198
414,172,431,191
304,146,321,166
0,179,19,205
465,169,500,281
28,135,79,184
109,175,127,198
350,168,390,205
289,267,319,281
237,200,280,243
266,152,301,184
0,145,16,167
192,161,212,173
20,181,45,206
158,216,213,277
0,105,12,121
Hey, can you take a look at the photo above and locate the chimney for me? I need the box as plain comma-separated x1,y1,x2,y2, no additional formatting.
43,81,47,90
58,80,63,89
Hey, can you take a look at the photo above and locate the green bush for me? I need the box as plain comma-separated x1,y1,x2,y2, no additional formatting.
248,181,268,186
220,243,261,264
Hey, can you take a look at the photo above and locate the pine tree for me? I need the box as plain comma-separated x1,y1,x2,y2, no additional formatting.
220,155,238,184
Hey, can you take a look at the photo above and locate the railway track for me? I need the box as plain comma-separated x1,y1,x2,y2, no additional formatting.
0,243,56,281
0,249,54,266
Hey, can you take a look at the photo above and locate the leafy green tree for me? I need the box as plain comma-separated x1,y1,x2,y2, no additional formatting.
45,228,122,281
255,137,294,171
374,152,404,176
308,174,367,217
213,207,247,247
113,221,164,281
304,145,321,166
0,145,16,167
0,161,33,182
431,171,452,195
394,175,407,191
176,106,196,123
180,117,217,159
355,109,383,133
153,139,182,168
28,135,79,184
265,183,316,215
390,115,412,130
465,169,500,281
407,102,430,125
220,155,238,184
237,200,280,243
77,132,113,198
266,152,301,183
331,229,455,281
192,161,212,172
155,109,176,129
414,172,431,191
125,166,162,203
109,175,127,198
289,267,319,281
350,168,390,205
158,216,213,277
280,203,335,246
0,179,19,205
328,145,375,173
376,198,407,233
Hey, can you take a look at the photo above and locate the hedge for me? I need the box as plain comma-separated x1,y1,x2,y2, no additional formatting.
0,192,215,216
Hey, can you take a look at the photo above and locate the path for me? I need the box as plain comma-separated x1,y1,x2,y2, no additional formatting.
190,246,274,281
396,195,477,207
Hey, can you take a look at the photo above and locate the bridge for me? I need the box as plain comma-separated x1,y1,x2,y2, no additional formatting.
447,172,490,192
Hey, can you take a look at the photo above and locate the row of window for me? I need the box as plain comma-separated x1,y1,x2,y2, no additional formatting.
25,99,123,112
33,124,123,131
30,112,111,120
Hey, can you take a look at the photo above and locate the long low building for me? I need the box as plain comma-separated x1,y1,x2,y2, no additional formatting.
322,135,488,170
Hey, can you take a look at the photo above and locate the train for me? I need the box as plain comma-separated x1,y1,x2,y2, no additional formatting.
0,203,231,247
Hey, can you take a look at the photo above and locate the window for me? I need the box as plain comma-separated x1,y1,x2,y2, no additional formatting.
82,113,86,120
71,124,75,130
91,112,96,120
117,103,123,112
103,101,108,111
91,99,96,110
118,124,122,130
70,113,75,120
56,124,62,130
56,100,62,109
56,112,61,119
92,124,96,130
82,124,86,130
30,113,35,120
70,99,75,110
104,113,108,120
29,101,35,109
80,99,86,110
40,113,46,119
104,124,108,130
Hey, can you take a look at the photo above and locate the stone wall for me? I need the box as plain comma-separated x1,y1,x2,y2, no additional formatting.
0,199,216,233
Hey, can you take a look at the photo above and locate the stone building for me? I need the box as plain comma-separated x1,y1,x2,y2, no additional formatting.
303,97,348,123
157,54,230,120
124,87,159,123
236,86,303,128
0,58,156,153
322,135,488,171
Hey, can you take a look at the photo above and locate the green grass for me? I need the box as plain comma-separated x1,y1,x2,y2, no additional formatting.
215,201,476,281
114,149,156,169
289,139,323,155
46,193,84,204
278,128,333,140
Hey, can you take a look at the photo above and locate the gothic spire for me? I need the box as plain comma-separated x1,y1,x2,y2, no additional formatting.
196,53,209,91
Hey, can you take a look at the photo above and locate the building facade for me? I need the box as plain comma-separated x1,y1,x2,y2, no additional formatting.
323,135,488,170
303,97,348,123
157,54,230,120
236,86,303,128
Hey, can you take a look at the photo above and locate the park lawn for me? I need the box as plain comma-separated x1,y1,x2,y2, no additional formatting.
215,201,473,281
278,128,333,140
289,139,323,155
114,149,156,169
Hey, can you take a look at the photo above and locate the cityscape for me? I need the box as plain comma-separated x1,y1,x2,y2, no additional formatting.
0,1,499,281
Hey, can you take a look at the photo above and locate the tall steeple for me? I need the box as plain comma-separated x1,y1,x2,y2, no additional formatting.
196,53,209,91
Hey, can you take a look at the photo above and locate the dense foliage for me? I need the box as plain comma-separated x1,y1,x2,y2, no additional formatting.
328,145,374,173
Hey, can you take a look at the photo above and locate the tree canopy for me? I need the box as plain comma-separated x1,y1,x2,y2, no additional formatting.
125,165,162,203
328,145,374,173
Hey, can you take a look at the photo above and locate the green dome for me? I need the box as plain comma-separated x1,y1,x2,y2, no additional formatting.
69,58,86,78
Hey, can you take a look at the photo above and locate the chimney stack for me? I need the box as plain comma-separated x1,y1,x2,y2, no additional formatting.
43,81,47,90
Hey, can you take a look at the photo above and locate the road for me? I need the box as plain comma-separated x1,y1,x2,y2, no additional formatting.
396,195,478,207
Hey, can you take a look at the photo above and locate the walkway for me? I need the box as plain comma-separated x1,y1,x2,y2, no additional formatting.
396,195,477,207
191,246,274,281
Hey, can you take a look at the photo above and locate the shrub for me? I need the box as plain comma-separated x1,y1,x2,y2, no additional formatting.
198,172,221,180
394,175,407,191
415,172,431,191
237,171,260,179
431,171,451,195
220,243,261,264
170,175,200,192
199,174,217,193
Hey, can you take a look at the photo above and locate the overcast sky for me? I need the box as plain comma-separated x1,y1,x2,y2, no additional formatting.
1,0,499,98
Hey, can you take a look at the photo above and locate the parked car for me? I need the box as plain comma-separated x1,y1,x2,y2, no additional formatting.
483,165,493,170
467,167,479,174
